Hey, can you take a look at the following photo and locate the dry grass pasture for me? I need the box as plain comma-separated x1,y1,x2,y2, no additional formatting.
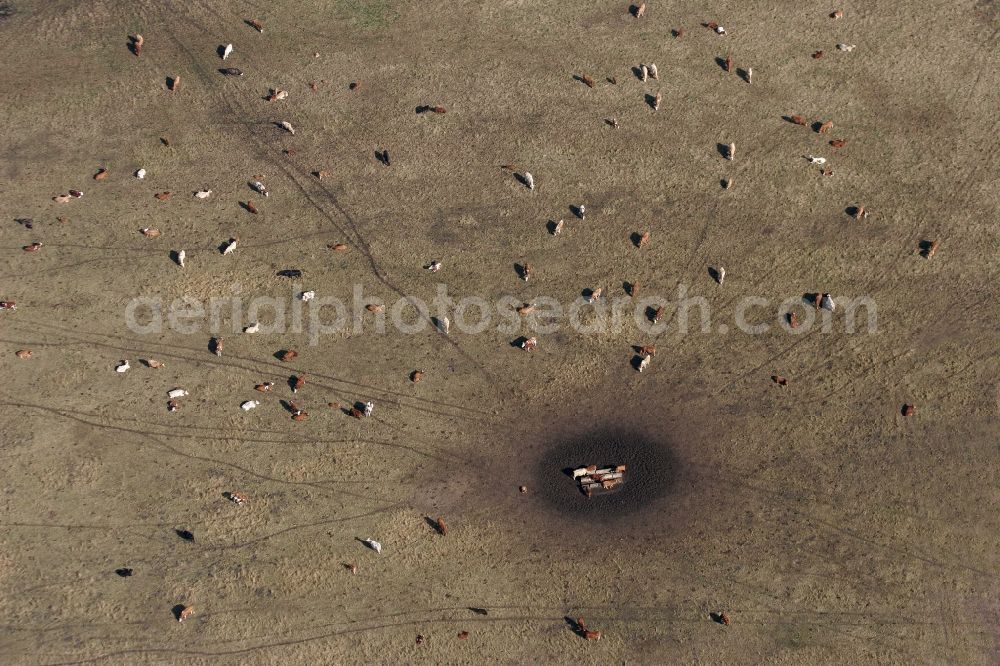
0,0,997,664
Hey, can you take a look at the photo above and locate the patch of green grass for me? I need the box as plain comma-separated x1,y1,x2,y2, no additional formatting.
334,0,399,29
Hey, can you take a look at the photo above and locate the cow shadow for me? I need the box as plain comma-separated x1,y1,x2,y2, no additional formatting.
565,616,590,639
424,516,446,535
509,336,530,349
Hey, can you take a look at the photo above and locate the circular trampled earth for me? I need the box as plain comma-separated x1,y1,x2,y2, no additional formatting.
532,426,681,522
